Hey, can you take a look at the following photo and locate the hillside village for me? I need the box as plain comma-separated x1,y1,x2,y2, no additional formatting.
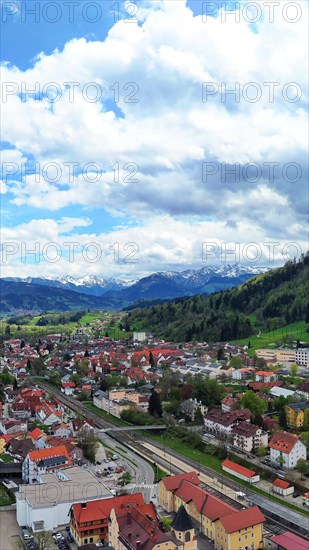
0,322,309,550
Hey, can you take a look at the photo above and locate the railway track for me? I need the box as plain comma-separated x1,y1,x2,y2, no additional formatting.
39,383,309,541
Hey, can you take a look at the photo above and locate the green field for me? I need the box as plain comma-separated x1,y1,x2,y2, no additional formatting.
231,321,309,355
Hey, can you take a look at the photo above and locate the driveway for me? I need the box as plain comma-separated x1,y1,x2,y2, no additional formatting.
0,509,21,550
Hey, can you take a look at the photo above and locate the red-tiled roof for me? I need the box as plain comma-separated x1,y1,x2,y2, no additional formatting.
273,478,290,489
220,506,265,533
30,427,44,440
174,480,236,520
269,431,299,454
162,471,200,491
28,444,71,464
270,532,309,550
222,459,257,478
72,493,145,524
256,371,273,376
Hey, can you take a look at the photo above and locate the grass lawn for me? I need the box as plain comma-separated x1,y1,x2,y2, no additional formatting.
0,454,14,463
231,321,309,355
84,403,130,428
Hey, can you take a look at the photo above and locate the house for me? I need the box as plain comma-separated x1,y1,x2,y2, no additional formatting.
22,444,72,482
51,421,72,438
222,459,260,483
29,428,46,449
6,437,35,460
231,422,268,453
285,401,309,428
61,382,76,396
269,431,307,469
232,367,254,380
296,380,309,400
16,466,112,532
255,371,277,383
70,493,148,546
204,409,251,437
221,396,239,412
180,398,207,421
272,478,294,497
0,418,27,434
70,419,95,436
109,502,196,550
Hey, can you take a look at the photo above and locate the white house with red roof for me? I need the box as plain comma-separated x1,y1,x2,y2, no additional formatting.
22,444,72,483
269,431,307,469
272,478,294,496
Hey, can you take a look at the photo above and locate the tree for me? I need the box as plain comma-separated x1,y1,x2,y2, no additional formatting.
290,363,298,377
84,349,89,357
257,446,268,458
149,351,155,368
118,471,132,486
20,340,25,349
300,431,309,447
240,391,268,419
296,458,307,479
76,430,99,464
5,325,11,337
13,378,18,391
16,531,54,550
148,390,162,418
229,356,242,369
303,408,309,430
279,406,287,429
26,359,32,370
276,454,286,468
217,348,225,360
31,358,45,376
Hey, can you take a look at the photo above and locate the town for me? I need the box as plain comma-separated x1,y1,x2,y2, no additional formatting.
0,314,308,550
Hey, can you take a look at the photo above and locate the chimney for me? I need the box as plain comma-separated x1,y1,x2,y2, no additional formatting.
81,502,87,508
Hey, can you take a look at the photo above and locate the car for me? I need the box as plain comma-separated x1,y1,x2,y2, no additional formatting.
52,533,62,540
67,535,74,543
96,543,104,548
103,458,110,463
112,454,119,460
65,526,70,532
82,464,88,469
292,492,301,498
96,461,101,465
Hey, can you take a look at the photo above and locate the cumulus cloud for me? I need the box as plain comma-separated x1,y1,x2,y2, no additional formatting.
1,0,308,276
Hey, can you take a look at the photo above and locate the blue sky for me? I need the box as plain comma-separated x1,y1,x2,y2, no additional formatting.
1,0,308,278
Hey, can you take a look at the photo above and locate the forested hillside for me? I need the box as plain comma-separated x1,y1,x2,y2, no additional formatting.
128,254,309,342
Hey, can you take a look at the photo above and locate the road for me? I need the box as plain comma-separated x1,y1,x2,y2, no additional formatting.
36,383,154,501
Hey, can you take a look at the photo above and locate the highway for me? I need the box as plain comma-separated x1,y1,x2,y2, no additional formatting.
37,382,309,539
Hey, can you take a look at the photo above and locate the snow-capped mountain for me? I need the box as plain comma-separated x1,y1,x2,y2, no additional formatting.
2,264,270,306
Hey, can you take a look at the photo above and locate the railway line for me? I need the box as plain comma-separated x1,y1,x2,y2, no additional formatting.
38,382,309,541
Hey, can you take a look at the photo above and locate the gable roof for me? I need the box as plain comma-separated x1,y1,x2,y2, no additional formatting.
72,493,145,524
269,431,300,454
161,471,200,491
28,444,71,464
222,459,257,478
30,427,44,440
174,480,236,520
219,506,265,533
270,531,309,550
273,478,291,490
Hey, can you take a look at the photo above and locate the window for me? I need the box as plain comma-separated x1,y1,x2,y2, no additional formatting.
89,538,93,543
84,539,88,544
251,544,255,550
185,532,191,542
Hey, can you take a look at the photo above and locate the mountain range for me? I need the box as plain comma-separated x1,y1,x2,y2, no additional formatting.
1,264,269,313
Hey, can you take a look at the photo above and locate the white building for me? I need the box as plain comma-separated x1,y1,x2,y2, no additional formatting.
22,445,72,483
133,332,146,342
269,387,296,399
232,422,268,453
296,348,309,367
269,431,307,469
16,467,112,531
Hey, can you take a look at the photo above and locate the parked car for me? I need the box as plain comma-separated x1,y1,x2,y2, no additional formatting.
96,461,101,465
67,535,74,543
293,492,301,498
103,458,110,463
112,454,119,460
116,467,125,473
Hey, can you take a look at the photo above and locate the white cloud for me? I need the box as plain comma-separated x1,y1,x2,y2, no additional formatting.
1,0,308,276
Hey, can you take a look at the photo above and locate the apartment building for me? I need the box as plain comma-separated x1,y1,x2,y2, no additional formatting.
22,444,72,483
285,401,309,429
232,422,268,453
204,409,251,437
269,431,307,469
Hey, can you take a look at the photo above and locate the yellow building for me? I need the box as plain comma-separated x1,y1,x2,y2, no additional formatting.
215,507,264,550
0,436,7,454
286,401,309,428
157,471,200,513
159,473,265,550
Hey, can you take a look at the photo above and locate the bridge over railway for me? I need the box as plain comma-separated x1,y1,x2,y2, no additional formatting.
97,425,167,432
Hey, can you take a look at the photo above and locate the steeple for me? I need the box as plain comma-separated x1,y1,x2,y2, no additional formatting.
171,505,194,532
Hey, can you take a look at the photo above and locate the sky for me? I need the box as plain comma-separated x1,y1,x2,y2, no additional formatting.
1,0,308,280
